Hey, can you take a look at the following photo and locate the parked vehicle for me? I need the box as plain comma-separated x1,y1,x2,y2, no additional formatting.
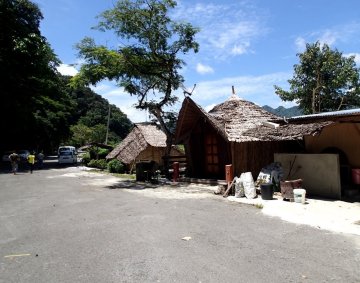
58,151,77,164
58,146,76,156
18,150,30,162
1,151,13,162
2,150,30,163
58,146,77,164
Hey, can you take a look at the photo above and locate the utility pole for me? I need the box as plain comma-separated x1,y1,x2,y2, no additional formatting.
105,104,110,145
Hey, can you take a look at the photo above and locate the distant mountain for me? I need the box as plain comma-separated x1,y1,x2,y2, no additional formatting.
262,105,303,118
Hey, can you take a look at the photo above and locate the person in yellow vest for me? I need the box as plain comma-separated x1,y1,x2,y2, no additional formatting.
27,152,36,174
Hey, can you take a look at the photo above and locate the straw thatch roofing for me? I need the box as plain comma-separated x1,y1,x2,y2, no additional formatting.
175,95,336,143
175,96,228,142
106,123,166,164
242,121,335,141
175,95,281,143
208,95,280,142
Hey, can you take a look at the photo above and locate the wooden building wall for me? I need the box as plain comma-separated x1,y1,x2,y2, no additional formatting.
185,122,231,179
231,140,303,179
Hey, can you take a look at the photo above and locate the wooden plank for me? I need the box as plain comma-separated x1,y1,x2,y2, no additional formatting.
223,178,236,198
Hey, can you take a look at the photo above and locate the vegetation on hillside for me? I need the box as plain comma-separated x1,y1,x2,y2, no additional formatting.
262,105,303,118
0,0,132,153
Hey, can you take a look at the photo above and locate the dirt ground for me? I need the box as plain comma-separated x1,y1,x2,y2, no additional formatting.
69,167,360,236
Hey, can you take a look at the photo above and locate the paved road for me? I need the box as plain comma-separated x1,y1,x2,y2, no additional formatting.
1,164,360,283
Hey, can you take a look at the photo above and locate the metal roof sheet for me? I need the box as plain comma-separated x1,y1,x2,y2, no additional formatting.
289,108,360,121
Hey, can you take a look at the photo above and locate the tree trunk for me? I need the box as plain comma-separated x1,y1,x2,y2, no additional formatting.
151,107,174,179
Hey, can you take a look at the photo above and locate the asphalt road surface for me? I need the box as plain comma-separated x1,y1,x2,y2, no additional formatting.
1,162,360,283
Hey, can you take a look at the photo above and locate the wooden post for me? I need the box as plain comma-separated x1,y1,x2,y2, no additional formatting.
173,162,179,182
225,164,233,184
223,164,234,197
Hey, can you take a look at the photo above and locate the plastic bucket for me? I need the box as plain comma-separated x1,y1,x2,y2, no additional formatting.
260,183,273,200
352,169,360,185
293,188,306,204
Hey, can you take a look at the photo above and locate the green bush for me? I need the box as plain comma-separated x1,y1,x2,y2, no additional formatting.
107,159,125,173
87,159,107,169
89,147,110,160
98,148,110,159
81,152,91,165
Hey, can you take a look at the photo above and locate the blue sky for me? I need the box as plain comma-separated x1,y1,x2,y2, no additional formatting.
34,0,360,122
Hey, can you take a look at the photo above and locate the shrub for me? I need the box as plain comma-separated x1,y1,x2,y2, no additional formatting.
89,147,110,160
81,152,91,165
107,159,125,173
98,148,110,159
87,159,107,169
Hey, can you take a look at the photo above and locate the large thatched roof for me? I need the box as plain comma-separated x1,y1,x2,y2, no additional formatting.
175,95,281,142
106,123,166,164
208,95,280,142
175,95,339,143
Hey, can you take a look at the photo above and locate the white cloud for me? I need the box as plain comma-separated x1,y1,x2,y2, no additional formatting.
196,63,214,74
297,22,360,48
190,72,292,108
295,36,306,52
231,42,250,55
345,53,360,64
57,64,78,76
173,2,267,59
318,30,338,46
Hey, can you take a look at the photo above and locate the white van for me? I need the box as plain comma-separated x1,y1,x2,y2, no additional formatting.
58,146,77,164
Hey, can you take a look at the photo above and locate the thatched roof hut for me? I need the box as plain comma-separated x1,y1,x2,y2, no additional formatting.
175,95,304,179
107,123,181,170
107,123,166,163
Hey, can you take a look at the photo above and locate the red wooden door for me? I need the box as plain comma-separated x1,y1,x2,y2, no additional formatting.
205,133,219,176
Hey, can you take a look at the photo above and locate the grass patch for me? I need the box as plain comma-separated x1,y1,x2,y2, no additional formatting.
111,173,136,179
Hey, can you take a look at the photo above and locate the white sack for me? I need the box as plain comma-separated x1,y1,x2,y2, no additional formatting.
242,172,256,199
234,176,245,198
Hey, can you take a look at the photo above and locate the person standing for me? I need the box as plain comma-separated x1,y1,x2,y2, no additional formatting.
37,151,44,168
27,152,36,174
9,152,19,175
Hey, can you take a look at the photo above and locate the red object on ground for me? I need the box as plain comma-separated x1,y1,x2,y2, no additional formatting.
225,164,233,184
173,162,179,182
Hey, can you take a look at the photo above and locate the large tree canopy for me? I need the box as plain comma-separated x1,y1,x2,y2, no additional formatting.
0,0,74,151
275,42,360,114
72,0,199,146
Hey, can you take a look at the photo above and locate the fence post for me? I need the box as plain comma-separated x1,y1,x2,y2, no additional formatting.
225,164,233,185
173,162,179,182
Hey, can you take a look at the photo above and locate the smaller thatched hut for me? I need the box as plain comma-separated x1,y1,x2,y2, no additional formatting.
107,123,181,171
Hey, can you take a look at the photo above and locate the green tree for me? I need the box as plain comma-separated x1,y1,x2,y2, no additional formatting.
90,124,107,144
69,123,93,146
63,76,132,140
275,42,360,114
72,0,199,167
0,0,74,152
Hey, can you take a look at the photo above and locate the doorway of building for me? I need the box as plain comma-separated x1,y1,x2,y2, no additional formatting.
205,133,219,177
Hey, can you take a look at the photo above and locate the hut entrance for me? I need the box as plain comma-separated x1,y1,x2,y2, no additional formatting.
205,133,219,176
